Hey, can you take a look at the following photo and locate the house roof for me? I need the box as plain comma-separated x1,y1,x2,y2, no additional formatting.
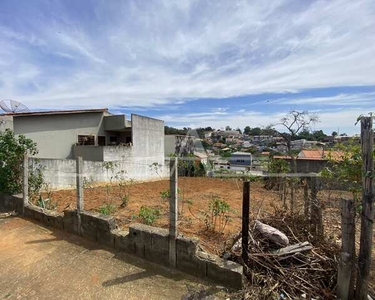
194,151,208,159
299,149,344,160
232,151,252,155
1,108,109,117
275,149,344,161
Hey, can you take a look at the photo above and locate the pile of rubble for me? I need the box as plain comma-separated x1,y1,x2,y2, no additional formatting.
225,211,339,299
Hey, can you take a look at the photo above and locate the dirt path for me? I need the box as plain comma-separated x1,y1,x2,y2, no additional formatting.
0,215,228,300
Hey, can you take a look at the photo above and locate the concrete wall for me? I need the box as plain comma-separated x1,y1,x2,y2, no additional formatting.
295,159,327,173
13,112,106,159
0,195,243,289
30,157,169,189
0,115,13,132
280,158,328,173
103,115,128,131
73,145,104,161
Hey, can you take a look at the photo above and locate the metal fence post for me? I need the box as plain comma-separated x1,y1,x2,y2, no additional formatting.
169,157,178,268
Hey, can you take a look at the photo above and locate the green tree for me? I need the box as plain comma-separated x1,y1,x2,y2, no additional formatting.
312,130,327,141
249,127,262,136
244,126,251,135
0,129,38,194
321,140,368,202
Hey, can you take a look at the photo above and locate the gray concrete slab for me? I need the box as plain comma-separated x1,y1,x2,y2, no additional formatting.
0,216,229,300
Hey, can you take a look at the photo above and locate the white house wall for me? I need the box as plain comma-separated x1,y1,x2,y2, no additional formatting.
14,112,106,159
27,114,167,189
30,158,169,190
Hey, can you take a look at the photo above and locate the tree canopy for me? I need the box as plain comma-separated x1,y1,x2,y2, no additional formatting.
0,129,38,194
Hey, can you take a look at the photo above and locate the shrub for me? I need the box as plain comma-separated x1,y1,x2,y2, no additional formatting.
0,129,38,194
138,206,160,225
203,195,231,233
160,189,170,201
99,203,116,215
28,160,45,201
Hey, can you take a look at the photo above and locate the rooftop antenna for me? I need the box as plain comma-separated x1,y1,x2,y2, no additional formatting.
0,99,29,113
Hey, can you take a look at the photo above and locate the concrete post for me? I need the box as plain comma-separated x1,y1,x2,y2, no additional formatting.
169,157,178,267
22,153,29,214
76,156,84,236
76,156,84,211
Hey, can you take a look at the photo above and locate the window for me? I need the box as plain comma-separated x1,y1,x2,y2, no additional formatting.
78,135,95,145
98,136,106,146
109,136,118,145
236,159,245,163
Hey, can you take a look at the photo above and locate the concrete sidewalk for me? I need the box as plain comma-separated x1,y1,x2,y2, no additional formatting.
0,215,228,300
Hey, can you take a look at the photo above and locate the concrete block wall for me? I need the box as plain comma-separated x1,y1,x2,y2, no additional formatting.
0,195,243,289
29,157,169,189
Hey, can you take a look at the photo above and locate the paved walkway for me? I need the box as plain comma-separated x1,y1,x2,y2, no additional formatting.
0,215,228,300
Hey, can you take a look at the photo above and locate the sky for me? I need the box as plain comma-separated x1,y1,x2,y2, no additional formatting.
0,0,374,135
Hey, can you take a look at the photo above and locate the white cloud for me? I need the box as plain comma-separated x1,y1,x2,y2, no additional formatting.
0,0,374,115
159,107,370,135
268,92,375,106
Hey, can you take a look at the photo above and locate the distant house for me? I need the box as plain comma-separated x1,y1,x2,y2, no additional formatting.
229,152,252,171
204,131,213,138
193,151,209,165
291,139,324,150
252,135,273,145
217,130,241,138
212,159,230,170
274,149,344,173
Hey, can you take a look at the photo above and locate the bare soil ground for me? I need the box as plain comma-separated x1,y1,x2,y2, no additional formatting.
47,178,282,253
43,177,375,293
0,215,226,300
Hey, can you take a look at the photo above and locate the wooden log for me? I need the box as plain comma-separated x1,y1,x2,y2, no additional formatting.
310,176,323,238
242,181,250,263
356,117,374,300
274,241,312,256
255,220,289,247
337,198,356,300
303,178,309,219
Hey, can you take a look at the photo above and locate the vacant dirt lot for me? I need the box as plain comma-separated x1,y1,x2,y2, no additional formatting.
37,177,375,294
45,177,335,253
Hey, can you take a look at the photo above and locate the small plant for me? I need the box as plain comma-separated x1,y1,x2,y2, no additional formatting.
114,170,134,207
149,162,163,178
99,203,116,215
120,195,129,207
35,183,57,210
138,206,160,225
83,176,96,189
160,189,170,201
202,195,231,233
28,160,45,201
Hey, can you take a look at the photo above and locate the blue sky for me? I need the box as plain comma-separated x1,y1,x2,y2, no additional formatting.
0,0,374,134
